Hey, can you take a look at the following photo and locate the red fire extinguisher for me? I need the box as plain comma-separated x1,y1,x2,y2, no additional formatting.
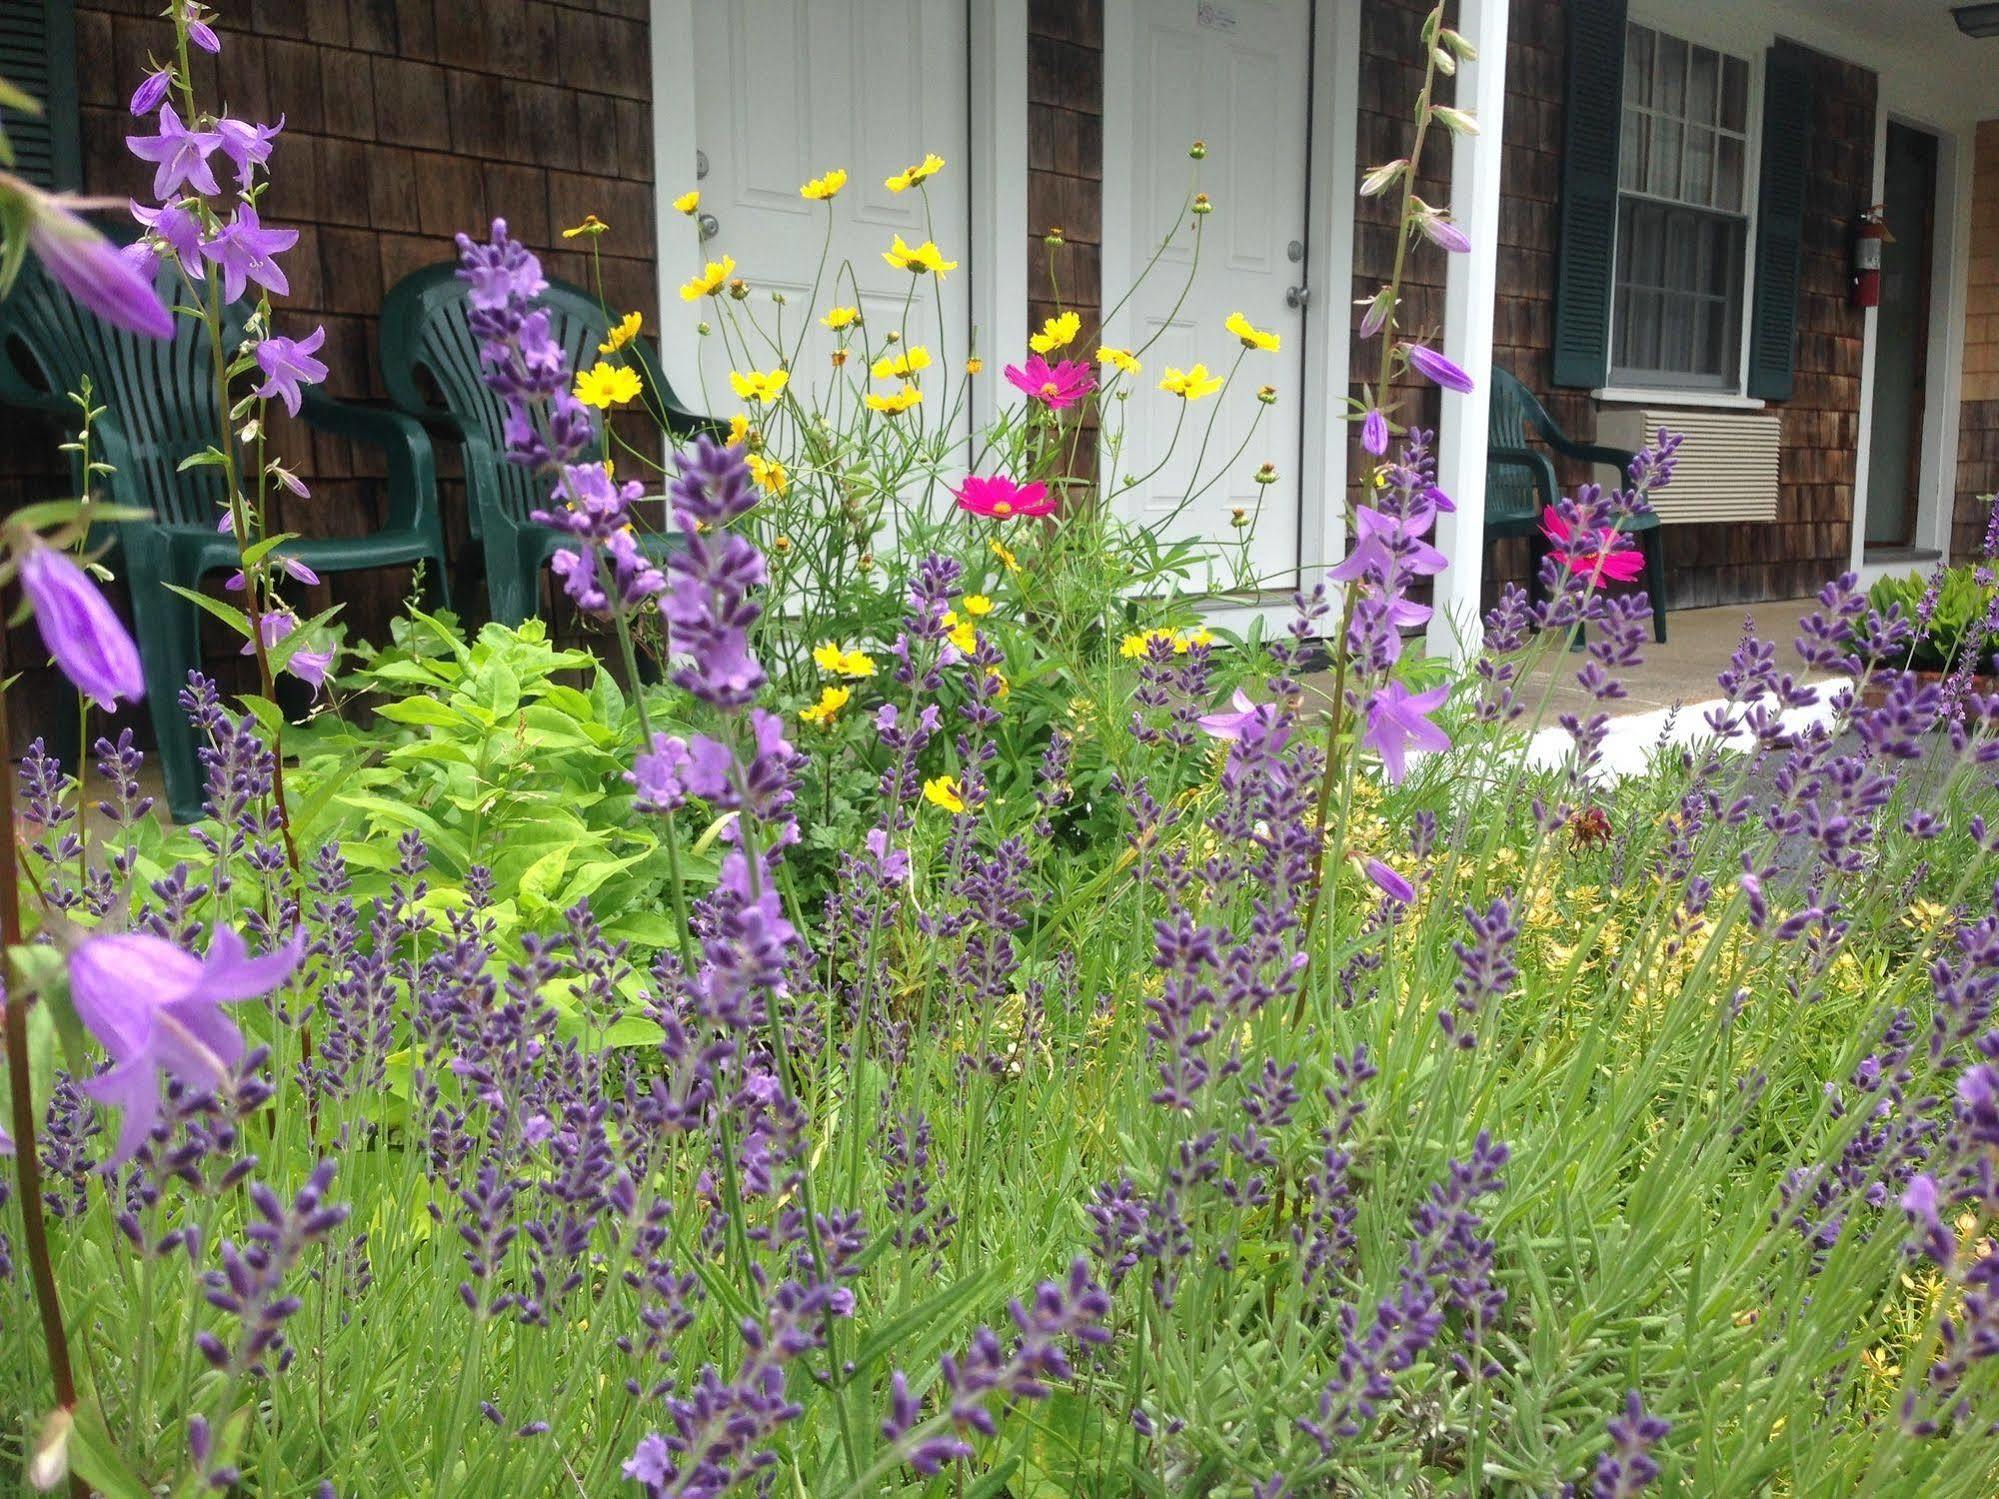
1851,206,1888,309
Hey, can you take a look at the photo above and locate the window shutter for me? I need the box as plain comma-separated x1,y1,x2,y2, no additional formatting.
1552,0,1628,388
1745,45,1811,401
0,0,81,190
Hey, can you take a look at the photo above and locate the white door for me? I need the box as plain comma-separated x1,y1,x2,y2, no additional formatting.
1104,0,1313,593
675,0,972,423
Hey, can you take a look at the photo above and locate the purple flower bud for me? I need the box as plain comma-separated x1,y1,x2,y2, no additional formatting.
1418,210,1472,254
17,543,145,707
1404,342,1475,394
24,191,174,340
1361,407,1389,456
1362,858,1415,905
130,67,174,116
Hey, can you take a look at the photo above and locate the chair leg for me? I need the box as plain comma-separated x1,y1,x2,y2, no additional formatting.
127,569,207,822
1646,530,1668,645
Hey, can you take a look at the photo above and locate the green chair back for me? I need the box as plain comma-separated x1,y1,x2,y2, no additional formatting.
1486,366,1544,523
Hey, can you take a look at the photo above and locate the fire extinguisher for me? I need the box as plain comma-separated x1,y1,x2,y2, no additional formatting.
1851,206,1888,309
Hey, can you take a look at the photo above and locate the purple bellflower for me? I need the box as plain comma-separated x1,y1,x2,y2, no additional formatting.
201,203,297,304
124,101,223,200
1404,342,1475,394
25,191,174,339
1362,680,1451,783
18,543,146,706
252,326,327,416
68,925,306,1164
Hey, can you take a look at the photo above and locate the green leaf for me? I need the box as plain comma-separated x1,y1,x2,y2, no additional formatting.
175,447,232,472
240,531,302,567
65,1399,153,1499
162,583,252,639
375,697,467,729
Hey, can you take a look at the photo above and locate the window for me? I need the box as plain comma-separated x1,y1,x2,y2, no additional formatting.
1611,23,1754,390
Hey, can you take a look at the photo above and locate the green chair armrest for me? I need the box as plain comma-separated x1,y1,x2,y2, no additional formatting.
1486,445,1559,516
1547,436,1637,476
297,390,438,531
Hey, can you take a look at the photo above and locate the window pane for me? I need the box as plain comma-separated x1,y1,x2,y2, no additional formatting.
1629,203,1665,287
1655,34,1687,120
1659,290,1696,372
1621,108,1648,192
1716,136,1745,212
1627,25,1655,109
1649,118,1683,201
1703,298,1733,378
1702,217,1738,295
1688,47,1719,125
1664,213,1698,294
1721,55,1748,132
1685,126,1715,206
1614,196,1747,386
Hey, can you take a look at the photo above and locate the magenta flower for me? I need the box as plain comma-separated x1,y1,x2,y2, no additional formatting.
1541,506,1644,586
125,101,223,201
26,193,174,339
18,543,145,707
201,203,297,304
1198,688,1270,741
954,474,1055,519
69,925,305,1165
1361,407,1389,457
1004,355,1095,411
1404,342,1475,395
252,325,327,416
1362,680,1451,783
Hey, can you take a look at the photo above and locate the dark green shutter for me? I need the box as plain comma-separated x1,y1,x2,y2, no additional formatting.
1552,0,1628,388
1745,45,1812,401
0,0,81,190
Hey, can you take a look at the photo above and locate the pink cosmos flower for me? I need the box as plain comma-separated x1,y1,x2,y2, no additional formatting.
954,474,1055,520
70,925,306,1164
1541,506,1644,586
1362,680,1451,783
1004,355,1095,411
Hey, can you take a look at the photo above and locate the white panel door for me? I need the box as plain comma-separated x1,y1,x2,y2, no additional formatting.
1106,0,1312,593
682,0,972,423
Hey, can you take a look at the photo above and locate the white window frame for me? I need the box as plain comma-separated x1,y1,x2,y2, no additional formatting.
1605,14,1764,400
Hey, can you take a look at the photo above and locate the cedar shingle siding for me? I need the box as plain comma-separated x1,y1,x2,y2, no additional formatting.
1956,120,1999,560
1027,0,1103,474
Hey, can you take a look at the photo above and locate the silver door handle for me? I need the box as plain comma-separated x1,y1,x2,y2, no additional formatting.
698,212,721,242
1285,284,1310,309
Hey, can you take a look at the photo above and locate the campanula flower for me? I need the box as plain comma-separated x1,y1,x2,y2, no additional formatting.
26,192,174,339
125,102,223,200
1404,342,1475,394
214,113,283,187
201,203,297,303
1361,407,1389,456
1004,356,1094,411
130,198,204,270
252,325,327,416
954,475,1054,520
1363,858,1416,905
1198,688,1271,741
1362,680,1451,783
130,66,174,116
17,543,145,706
70,925,306,1165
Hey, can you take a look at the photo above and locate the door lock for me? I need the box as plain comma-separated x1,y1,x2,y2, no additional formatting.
1285,284,1310,309
698,212,721,242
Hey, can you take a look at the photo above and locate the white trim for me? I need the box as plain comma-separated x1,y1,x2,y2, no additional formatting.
1427,0,1510,666
1097,0,1136,371
1593,385,1766,410
647,0,701,405
968,0,1029,441
1302,0,1363,576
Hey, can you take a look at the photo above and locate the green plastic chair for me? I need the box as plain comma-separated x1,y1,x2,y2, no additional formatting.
378,264,711,625
1487,366,1666,644
0,258,450,822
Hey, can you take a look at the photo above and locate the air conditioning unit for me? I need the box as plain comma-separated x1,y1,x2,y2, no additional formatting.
1592,406,1782,524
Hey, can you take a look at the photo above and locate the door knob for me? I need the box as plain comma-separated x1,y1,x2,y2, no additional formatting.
698,212,721,242
1285,284,1310,309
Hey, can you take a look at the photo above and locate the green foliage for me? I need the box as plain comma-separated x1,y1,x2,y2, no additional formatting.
1867,565,1999,673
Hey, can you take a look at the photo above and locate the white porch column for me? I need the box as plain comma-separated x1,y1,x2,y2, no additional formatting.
1425,0,1511,665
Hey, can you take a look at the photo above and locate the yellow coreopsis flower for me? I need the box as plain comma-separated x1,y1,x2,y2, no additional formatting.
961,594,993,617
747,452,789,496
823,305,861,331
726,413,752,448
680,256,735,301
800,685,851,728
886,152,946,192
986,667,1009,698
990,538,1020,574
1120,626,1213,658
562,214,608,239
1159,364,1224,401
672,190,700,216
871,346,933,381
729,367,790,405
813,642,878,679
965,357,984,375
574,362,643,409
864,384,923,415
883,234,957,278
940,611,978,653
1099,346,1141,375
923,774,966,813
800,168,848,201
1029,311,1081,354
1225,311,1281,352
599,311,643,354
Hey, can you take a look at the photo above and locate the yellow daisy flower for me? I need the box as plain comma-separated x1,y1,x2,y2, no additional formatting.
747,453,789,496
562,214,609,239
939,610,978,653
726,413,751,448
671,190,700,216
800,168,848,201
885,153,946,193
822,305,861,331
1159,364,1224,401
573,362,643,409
1098,346,1141,375
1029,311,1081,354
729,367,790,405
864,384,923,415
813,642,879,679
871,346,933,381
990,538,1020,574
965,357,984,374
680,256,735,301
883,234,957,278
1225,311,1281,352
1120,626,1213,658
599,311,643,354
961,594,993,617
800,685,851,727
923,774,966,813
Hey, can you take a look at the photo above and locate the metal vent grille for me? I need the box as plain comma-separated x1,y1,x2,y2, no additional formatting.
1593,406,1782,524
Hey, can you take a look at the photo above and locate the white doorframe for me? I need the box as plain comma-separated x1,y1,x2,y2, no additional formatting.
1101,0,1362,636
1851,105,1969,579
646,0,1027,437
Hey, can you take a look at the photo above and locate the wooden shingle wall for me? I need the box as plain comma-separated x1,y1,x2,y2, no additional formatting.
1027,0,1103,473
1954,118,1999,562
